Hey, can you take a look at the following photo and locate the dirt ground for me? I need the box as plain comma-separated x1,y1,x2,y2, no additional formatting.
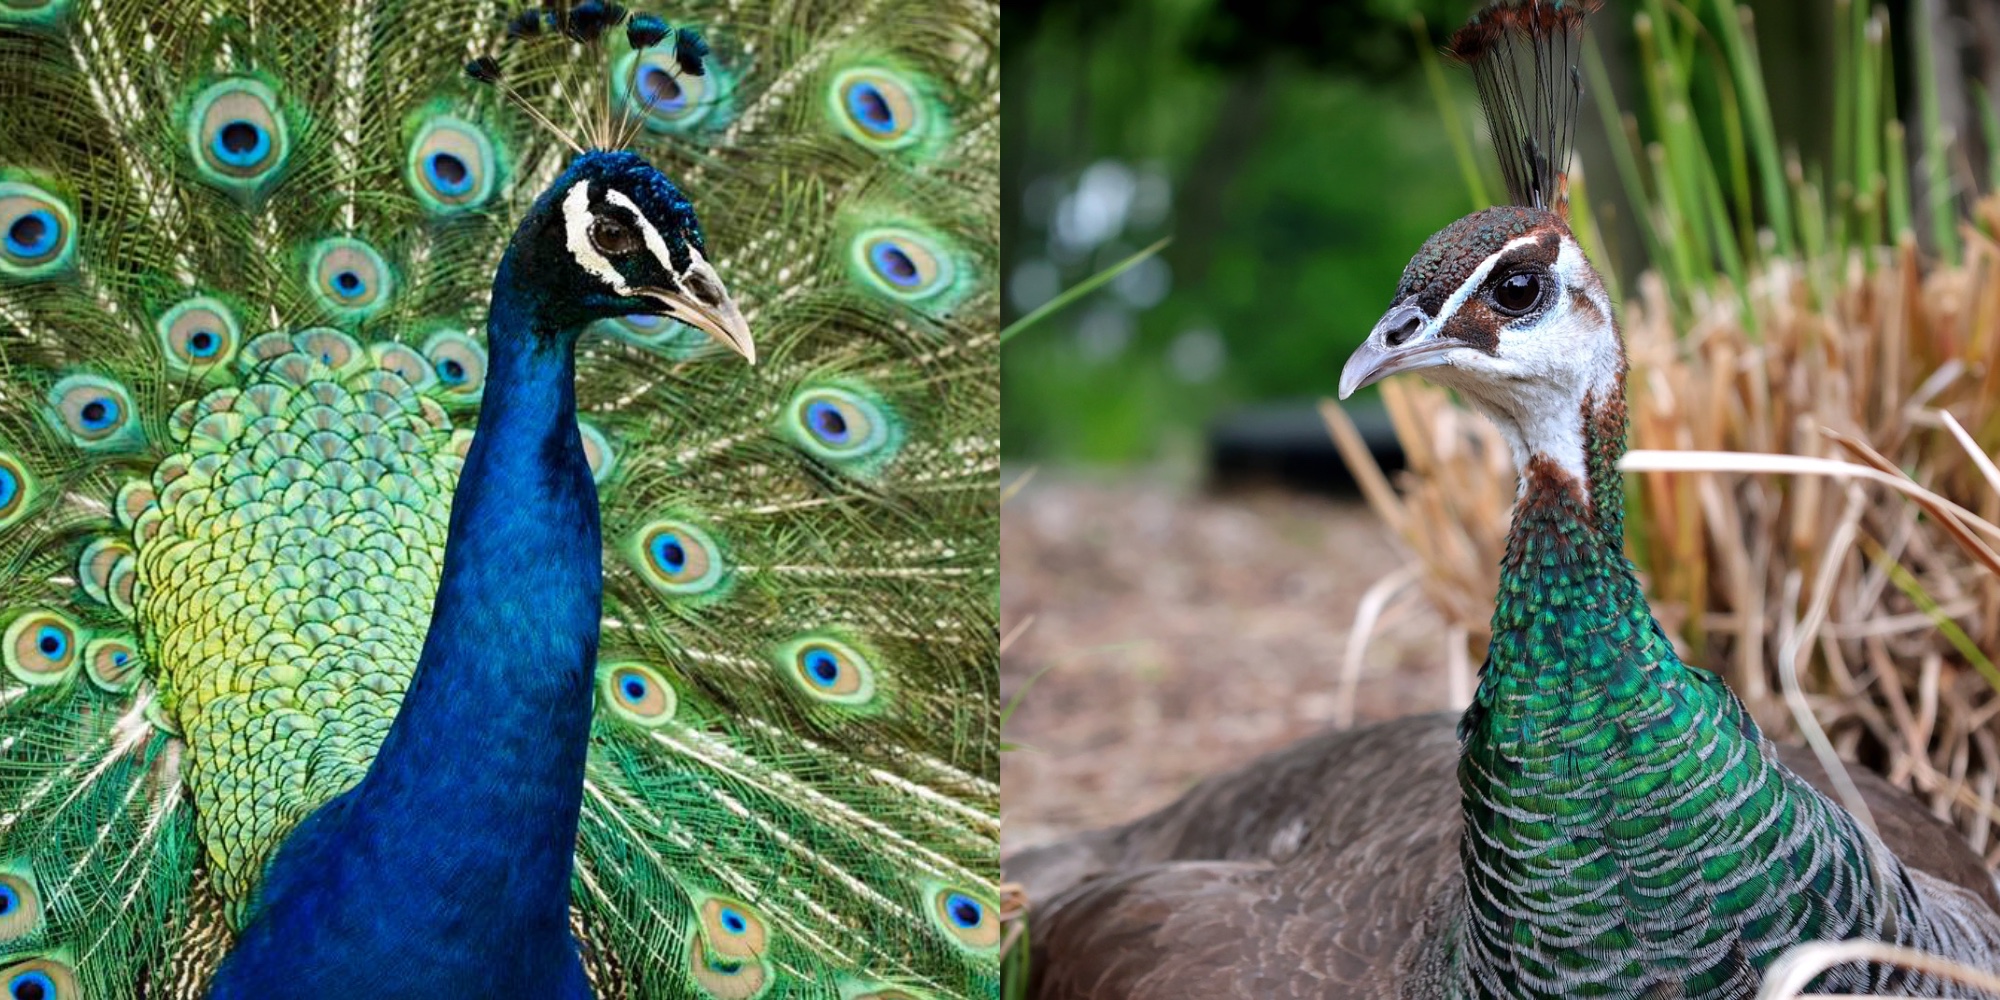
999,475,1451,855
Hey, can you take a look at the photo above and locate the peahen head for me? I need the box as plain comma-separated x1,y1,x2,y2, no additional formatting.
1338,0,1613,493
502,149,754,361
1339,203,1619,481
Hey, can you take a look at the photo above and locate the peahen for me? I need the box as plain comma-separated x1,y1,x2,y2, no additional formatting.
1008,1,2000,997
0,0,998,997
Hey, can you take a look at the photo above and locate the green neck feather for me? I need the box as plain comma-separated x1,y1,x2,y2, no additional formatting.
1453,378,1965,998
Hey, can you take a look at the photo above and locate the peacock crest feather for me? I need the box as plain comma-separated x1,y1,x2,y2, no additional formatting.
0,0,998,995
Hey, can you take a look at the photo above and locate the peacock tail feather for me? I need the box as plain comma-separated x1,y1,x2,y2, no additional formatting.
0,0,999,997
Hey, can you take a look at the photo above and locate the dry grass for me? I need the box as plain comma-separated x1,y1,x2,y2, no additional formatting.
1328,207,2000,865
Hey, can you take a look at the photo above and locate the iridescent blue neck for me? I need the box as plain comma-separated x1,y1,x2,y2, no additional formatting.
210,257,600,998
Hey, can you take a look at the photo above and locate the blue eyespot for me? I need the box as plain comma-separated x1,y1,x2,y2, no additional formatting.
111,650,129,666
945,893,982,929
77,397,119,431
332,270,365,299
869,242,922,288
650,533,688,574
424,152,473,196
803,649,841,688
436,357,467,384
35,626,66,660
0,885,15,915
186,329,222,357
210,119,271,168
845,82,897,134
9,969,54,999
927,883,999,951
631,519,726,596
0,468,17,510
805,401,851,445
719,906,747,935
601,663,676,725
3,210,56,259
638,66,690,114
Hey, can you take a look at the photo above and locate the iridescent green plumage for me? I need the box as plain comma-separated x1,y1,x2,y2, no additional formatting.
0,0,998,996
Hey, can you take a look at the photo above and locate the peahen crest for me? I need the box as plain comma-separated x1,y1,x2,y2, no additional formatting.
1445,0,1597,216
0,0,999,995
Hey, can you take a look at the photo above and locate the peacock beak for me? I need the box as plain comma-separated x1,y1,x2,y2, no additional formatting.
636,259,755,365
1339,302,1452,399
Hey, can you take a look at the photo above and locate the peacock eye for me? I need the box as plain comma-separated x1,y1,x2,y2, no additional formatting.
1491,271,1543,317
589,216,640,256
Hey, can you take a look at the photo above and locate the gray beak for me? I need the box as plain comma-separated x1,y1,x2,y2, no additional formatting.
1338,302,1452,399
637,257,755,365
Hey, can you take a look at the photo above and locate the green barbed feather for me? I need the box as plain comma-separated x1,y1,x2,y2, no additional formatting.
0,0,998,996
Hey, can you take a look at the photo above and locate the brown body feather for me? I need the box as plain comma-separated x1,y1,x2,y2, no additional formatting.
1008,712,2000,999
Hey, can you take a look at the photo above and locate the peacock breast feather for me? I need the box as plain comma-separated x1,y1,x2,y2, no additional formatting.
80,327,501,912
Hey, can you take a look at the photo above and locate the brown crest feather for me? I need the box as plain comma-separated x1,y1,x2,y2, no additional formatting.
1445,0,1599,217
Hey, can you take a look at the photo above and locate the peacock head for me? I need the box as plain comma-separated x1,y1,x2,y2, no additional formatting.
505,149,755,363
1337,204,1619,422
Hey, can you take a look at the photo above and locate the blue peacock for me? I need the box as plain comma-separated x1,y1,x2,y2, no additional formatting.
0,0,998,996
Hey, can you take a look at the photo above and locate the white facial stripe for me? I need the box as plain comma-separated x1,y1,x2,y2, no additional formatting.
1418,233,1542,341
1415,234,1622,499
564,182,632,295
603,188,682,279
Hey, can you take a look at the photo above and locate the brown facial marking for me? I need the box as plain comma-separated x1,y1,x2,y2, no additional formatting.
1428,226,1563,355
1567,284,1602,326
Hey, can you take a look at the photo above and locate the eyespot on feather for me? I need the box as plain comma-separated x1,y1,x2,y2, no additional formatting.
308,238,393,320
577,421,617,483
850,226,959,304
1,956,76,1000
687,893,771,1000
405,115,499,213
84,637,139,693
612,47,731,134
421,329,487,400
4,611,80,685
157,297,241,370
76,537,133,606
781,385,903,478
827,66,932,151
48,374,140,450
187,78,289,193
627,518,727,597
0,452,33,530
0,182,75,279
924,883,1000,953
774,635,880,710
0,864,41,941
598,661,676,726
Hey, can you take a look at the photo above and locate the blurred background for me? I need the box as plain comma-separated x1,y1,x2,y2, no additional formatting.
1000,0,2000,867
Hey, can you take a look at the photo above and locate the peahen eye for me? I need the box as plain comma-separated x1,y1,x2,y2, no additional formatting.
1491,271,1543,316
589,215,640,256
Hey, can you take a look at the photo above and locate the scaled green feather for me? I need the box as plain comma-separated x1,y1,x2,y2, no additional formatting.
0,0,999,996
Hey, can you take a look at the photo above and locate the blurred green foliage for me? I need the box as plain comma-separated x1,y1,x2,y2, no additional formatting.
1001,0,1478,463
1001,0,1991,464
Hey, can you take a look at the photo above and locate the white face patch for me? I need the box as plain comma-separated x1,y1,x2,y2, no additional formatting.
1409,235,1622,493
563,182,632,295
603,188,683,279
